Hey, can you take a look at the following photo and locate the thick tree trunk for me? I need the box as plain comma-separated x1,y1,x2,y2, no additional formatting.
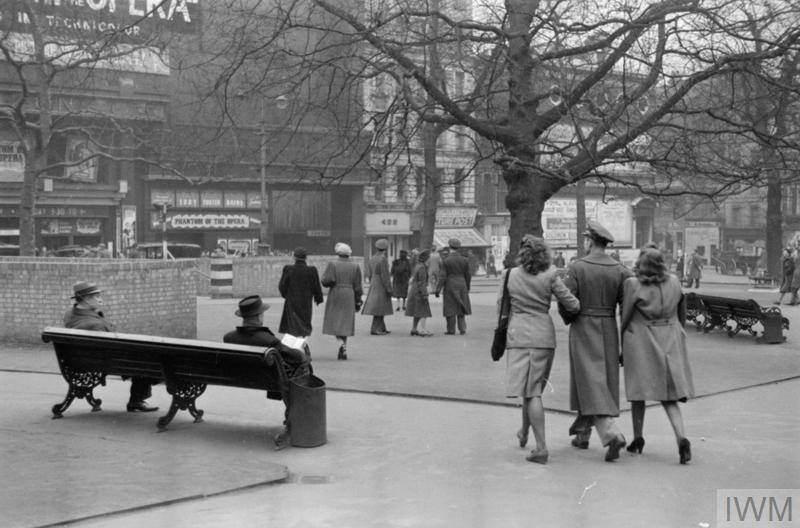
19,156,40,257
418,123,440,250
765,176,783,278
503,164,562,266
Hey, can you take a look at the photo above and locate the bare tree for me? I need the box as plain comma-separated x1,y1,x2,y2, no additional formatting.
0,1,196,255
245,0,800,258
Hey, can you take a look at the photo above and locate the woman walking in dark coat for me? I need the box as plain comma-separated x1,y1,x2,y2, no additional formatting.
390,249,412,311
775,247,795,305
278,247,324,337
621,247,695,464
405,249,433,336
321,243,363,360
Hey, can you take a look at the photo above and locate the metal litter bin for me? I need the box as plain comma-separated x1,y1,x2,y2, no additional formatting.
288,374,327,447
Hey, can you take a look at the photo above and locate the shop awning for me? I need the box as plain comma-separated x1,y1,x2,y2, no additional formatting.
433,228,492,248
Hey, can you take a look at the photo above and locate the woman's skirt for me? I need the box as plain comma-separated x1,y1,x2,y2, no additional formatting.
505,347,554,398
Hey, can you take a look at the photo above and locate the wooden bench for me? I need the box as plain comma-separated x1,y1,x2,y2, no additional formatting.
693,295,789,343
41,327,311,433
748,275,777,289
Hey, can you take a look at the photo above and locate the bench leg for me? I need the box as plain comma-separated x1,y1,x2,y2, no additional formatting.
157,381,207,431
52,370,105,419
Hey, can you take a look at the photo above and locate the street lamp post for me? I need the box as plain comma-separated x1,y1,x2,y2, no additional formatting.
258,94,289,253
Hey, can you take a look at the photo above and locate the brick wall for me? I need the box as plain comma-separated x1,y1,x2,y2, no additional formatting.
0,258,197,344
195,256,365,298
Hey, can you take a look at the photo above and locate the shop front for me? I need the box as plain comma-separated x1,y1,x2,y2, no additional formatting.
364,210,412,260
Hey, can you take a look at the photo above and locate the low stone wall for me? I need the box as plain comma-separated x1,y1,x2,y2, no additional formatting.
0,258,197,344
195,256,364,298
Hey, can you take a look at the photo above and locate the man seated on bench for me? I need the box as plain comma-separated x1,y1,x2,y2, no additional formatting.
223,295,311,450
63,281,160,412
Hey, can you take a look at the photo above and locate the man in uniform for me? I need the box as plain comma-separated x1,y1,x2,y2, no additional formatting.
224,295,311,449
362,238,394,335
435,238,472,335
563,221,633,462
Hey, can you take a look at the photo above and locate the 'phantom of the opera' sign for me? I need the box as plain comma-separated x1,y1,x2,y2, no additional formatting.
1,0,201,41
166,214,254,230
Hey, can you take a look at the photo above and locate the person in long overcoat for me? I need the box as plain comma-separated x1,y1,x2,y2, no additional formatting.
789,246,800,305
687,248,703,288
321,243,363,360
63,281,160,413
563,221,633,462
362,238,394,335
405,249,433,336
620,248,695,464
775,247,795,305
224,295,311,449
390,249,412,312
503,235,580,464
427,246,442,291
278,247,324,337
675,251,685,280
436,239,472,334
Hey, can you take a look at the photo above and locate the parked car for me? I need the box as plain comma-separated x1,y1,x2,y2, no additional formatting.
131,242,202,259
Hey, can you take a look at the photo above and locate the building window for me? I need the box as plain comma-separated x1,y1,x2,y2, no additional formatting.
396,166,408,201
373,177,385,202
454,169,464,203
415,167,425,198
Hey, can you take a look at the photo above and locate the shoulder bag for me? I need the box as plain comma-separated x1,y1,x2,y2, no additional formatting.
491,268,512,361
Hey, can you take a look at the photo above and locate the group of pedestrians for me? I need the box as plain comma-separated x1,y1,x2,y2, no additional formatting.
501,221,694,466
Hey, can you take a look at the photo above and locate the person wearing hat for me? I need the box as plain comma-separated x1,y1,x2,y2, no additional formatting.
278,247,324,338
223,295,311,449
63,281,160,413
775,246,795,305
435,238,472,335
390,249,412,312
686,248,703,288
405,249,433,336
562,220,633,462
321,243,363,359
362,238,394,335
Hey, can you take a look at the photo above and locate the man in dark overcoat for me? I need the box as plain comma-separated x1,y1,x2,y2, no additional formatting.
278,247,324,337
435,238,472,335
63,281,160,412
563,221,633,462
224,295,310,449
362,238,394,335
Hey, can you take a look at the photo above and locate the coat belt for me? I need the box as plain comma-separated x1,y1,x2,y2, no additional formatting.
580,307,615,317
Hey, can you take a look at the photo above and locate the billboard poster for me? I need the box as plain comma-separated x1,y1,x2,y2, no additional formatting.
64,136,98,182
542,198,632,247
0,142,25,183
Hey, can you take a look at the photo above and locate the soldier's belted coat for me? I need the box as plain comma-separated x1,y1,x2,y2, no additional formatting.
436,250,472,317
362,252,393,316
563,253,633,416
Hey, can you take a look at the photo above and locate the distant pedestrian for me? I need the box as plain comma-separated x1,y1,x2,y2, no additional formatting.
504,235,579,464
427,245,442,291
406,249,433,336
486,252,498,278
278,247,324,337
390,249,412,312
63,281,160,413
675,250,685,281
321,243,363,360
224,295,311,449
789,246,800,306
435,238,472,335
774,247,795,305
563,220,633,462
620,248,694,464
687,248,703,288
553,251,566,269
362,238,394,335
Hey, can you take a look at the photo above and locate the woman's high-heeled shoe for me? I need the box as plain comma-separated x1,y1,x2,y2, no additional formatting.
626,436,645,454
525,448,548,464
517,429,528,448
678,438,692,464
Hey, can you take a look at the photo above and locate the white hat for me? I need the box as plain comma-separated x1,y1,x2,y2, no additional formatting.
334,242,352,256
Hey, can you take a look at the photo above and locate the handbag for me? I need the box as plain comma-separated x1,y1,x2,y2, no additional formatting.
491,268,512,361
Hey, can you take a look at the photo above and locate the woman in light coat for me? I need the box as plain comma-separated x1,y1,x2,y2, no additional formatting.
499,235,580,464
321,243,363,360
621,247,695,464
775,247,795,305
